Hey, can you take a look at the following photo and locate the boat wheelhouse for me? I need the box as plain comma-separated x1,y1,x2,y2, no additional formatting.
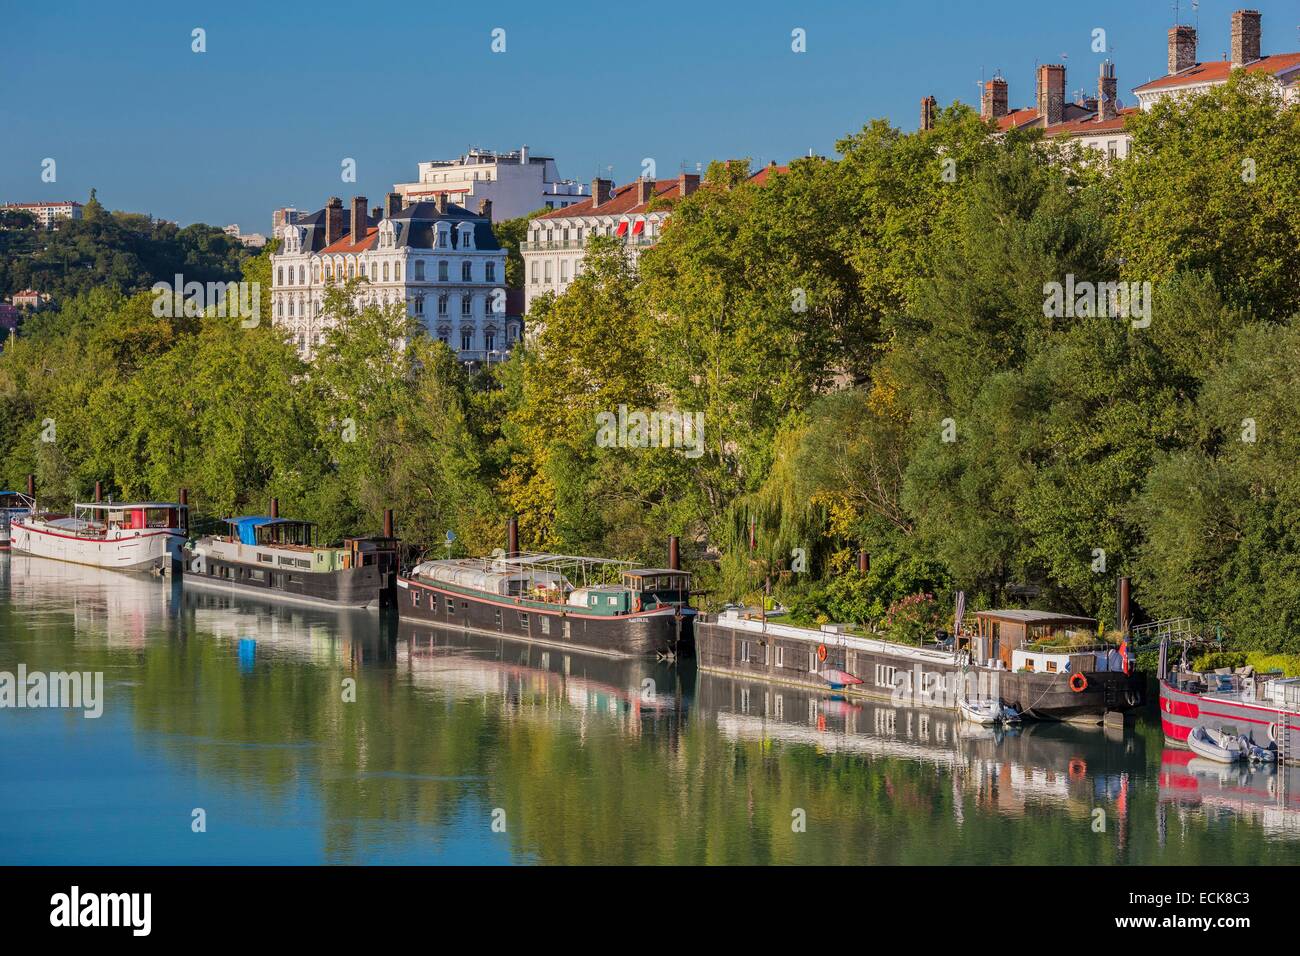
397,552,695,658
11,500,189,572
0,490,34,549
183,511,398,609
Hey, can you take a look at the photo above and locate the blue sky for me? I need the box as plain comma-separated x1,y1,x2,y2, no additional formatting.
4,0,1298,230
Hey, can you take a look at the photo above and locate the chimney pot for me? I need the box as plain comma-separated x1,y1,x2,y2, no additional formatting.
436,193,449,214
1098,60,1119,121
1168,24,1198,74
385,192,403,218
636,178,655,205
591,178,613,207
350,196,367,243
920,95,938,131
1231,10,1261,68
478,197,493,219
981,77,1008,121
1036,64,1066,126
677,173,699,198
324,197,343,246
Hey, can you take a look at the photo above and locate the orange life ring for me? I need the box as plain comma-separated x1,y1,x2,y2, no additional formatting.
816,644,828,662
633,597,641,613
1069,673,1088,693
1068,757,1087,780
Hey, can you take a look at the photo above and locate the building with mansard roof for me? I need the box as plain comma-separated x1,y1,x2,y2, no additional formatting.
271,192,519,363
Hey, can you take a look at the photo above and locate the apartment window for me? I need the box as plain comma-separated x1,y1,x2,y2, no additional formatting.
461,296,472,316
348,261,355,279
485,262,496,283
438,260,449,282
383,261,390,282
530,261,539,284
461,329,473,351
414,296,424,315
560,260,569,282
1107,141,1118,159
544,261,552,282
394,261,401,281
461,261,472,282
276,267,283,286
298,265,305,284
414,260,425,280
577,227,584,243
484,332,496,351
369,262,376,281
437,294,448,316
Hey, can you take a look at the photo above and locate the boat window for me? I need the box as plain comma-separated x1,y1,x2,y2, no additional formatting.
1046,660,1057,673
412,591,421,607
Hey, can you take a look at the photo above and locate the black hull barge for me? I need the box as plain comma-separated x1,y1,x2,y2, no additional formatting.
183,505,398,610
397,551,694,659
696,607,1144,724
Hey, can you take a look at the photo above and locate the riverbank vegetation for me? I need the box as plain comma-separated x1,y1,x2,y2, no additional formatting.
3,73,1299,653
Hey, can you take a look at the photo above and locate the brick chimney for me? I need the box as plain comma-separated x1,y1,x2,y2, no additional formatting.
324,197,343,246
435,193,449,214
591,178,612,207
1168,24,1197,74
981,77,1009,121
1036,64,1066,126
920,95,938,131
385,192,402,217
350,196,367,242
677,173,700,198
636,178,655,205
370,205,382,223
1231,10,1261,68
1098,60,1118,121
478,198,493,219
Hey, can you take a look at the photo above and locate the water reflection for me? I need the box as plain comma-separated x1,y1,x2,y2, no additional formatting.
3,553,1300,864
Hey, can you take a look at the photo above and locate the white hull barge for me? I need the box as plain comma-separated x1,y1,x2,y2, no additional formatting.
0,490,34,550
11,500,188,572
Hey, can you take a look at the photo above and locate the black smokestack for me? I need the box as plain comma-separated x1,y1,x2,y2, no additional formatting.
668,535,680,570
27,474,36,498
94,481,102,502
1118,576,1132,636
383,508,394,539
270,497,279,519
507,516,519,557
179,488,189,507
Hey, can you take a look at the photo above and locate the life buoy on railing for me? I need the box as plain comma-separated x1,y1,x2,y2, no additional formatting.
1268,722,1279,743
1068,757,1087,780
1069,673,1089,693
816,644,828,663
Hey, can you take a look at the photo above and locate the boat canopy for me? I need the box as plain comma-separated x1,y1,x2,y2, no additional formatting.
412,557,570,597
225,516,315,547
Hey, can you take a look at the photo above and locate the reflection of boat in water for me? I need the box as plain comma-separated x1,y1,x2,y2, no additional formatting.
1,552,178,646
1158,748,1300,838
696,671,1141,822
397,620,689,731
178,587,394,667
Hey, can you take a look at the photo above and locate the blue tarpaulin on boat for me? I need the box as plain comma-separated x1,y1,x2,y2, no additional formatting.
227,516,282,546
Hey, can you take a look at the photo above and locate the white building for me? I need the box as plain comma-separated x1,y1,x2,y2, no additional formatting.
520,174,700,313
223,224,267,249
3,201,82,229
393,146,586,222
1133,10,1300,109
270,193,520,363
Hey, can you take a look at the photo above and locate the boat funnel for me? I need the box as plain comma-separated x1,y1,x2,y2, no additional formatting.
669,535,680,570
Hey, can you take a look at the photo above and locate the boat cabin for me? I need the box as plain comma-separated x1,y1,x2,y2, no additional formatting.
962,609,1097,671
75,502,188,535
225,516,318,548
621,569,692,610
0,491,33,512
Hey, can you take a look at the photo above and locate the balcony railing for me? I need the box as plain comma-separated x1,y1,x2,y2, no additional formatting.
521,236,657,252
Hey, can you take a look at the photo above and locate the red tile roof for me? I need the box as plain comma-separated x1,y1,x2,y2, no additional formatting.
1132,52,1300,92
1047,106,1139,137
320,226,379,255
536,178,685,220
995,107,1041,132
749,163,791,185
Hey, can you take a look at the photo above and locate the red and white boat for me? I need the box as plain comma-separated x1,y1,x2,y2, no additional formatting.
11,500,189,572
1159,664,1300,765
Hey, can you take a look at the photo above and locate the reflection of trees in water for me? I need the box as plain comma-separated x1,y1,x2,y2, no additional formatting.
4,583,1300,864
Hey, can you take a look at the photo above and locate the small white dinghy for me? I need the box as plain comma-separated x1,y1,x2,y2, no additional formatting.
1187,725,1247,764
958,698,1001,725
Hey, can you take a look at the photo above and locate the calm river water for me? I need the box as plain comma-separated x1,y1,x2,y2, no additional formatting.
2,553,1298,865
